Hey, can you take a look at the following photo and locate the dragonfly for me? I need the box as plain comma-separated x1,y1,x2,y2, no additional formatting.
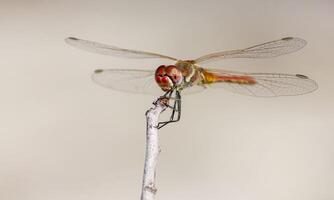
66,37,318,129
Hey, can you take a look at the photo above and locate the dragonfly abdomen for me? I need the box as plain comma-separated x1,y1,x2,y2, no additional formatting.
202,70,256,85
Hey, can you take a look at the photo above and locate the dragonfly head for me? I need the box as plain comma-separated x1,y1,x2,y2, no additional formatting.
155,65,183,91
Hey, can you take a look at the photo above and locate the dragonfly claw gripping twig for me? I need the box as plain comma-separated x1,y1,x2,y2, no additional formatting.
157,90,182,129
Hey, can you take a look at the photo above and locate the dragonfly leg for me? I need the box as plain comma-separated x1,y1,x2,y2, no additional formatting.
157,90,182,129
169,93,178,120
153,89,173,108
170,90,181,121
163,89,173,98
156,88,176,109
176,90,181,121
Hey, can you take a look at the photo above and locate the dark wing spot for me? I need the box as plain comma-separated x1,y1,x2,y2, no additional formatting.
67,37,79,41
94,69,104,73
296,74,308,79
282,37,294,41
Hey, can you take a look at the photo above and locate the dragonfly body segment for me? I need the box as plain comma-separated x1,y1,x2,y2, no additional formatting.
154,61,258,92
154,60,203,92
201,70,257,85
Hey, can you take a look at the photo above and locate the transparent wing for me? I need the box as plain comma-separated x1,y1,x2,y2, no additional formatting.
92,69,163,95
65,37,178,61
194,37,306,64
181,84,207,95
205,69,318,97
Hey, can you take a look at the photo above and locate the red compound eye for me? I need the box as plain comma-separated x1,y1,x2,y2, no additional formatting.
155,65,166,77
165,65,182,85
154,65,175,91
161,76,168,83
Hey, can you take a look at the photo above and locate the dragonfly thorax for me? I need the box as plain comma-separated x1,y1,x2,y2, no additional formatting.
155,65,183,91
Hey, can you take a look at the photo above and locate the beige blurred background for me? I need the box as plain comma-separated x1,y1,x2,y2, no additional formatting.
1,0,334,199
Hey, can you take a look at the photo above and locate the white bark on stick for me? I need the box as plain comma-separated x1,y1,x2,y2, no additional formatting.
141,99,166,200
